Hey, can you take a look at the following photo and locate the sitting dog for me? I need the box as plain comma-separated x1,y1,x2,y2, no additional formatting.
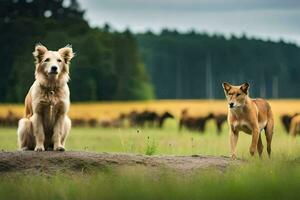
222,82,274,159
17,44,74,151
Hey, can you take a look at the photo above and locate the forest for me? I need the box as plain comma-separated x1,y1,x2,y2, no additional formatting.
1,0,300,102
137,30,300,99
0,0,154,102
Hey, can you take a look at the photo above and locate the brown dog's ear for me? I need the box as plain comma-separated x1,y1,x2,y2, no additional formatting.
33,44,48,63
240,82,250,94
222,82,231,93
58,45,74,64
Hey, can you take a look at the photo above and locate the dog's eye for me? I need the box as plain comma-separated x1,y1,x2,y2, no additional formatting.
44,58,50,62
228,93,233,96
237,93,241,97
57,59,62,63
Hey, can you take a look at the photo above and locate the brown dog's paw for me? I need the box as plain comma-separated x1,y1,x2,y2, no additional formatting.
249,148,256,156
231,154,237,160
54,147,65,152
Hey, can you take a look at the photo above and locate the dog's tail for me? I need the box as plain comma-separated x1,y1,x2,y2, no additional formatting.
17,118,33,150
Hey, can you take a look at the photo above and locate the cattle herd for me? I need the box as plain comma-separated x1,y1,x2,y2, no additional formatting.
73,109,229,134
0,109,227,134
1,109,300,135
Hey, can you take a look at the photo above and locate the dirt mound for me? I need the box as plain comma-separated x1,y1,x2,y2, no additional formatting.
0,151,242,174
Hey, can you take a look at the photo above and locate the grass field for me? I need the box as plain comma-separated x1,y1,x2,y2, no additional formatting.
1,100,300,199
1,122,300,159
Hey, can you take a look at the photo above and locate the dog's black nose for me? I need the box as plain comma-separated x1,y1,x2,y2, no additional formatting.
51,66,58,72
229,103,234,108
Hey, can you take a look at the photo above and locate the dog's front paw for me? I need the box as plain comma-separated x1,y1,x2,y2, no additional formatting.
249,147,256,156
231,154,237,160
54,146,65,151
34,145,45,152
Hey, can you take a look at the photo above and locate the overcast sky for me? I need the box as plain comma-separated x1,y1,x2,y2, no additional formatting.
77,0,300,45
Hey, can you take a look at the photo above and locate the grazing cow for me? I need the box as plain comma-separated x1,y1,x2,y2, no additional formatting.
179,109,214,133
281,114,292,133
212,113,227,135
6,111,20,127
157,111,174,128
128,110,159,128
88,118,98,127
280,114,300,134
128,110,139,127
143,110,159,127
100,113,126,128
71,118,87,127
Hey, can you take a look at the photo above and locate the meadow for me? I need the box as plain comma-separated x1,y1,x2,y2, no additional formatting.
1,100,300,199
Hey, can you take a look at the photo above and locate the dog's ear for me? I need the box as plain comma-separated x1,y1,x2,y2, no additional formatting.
222,82,231,93
33,44,48,63
240,82,250,94
58,45,74,64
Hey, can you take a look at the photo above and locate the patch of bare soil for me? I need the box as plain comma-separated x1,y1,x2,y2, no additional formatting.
0,151,242,174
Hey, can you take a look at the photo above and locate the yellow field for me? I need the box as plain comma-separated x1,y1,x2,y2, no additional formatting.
1,99,300,120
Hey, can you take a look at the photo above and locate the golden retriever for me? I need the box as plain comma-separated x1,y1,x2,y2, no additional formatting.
17,44,74,151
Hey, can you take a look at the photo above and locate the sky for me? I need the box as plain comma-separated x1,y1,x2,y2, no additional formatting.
76,0,300,45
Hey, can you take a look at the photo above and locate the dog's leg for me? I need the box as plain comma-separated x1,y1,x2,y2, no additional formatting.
257,134,263,158
265,121,274,158
250,125,260,156
52,115,65,151
17,118,34,150
31,114,45,151
60,116,71,148
230,128,239,159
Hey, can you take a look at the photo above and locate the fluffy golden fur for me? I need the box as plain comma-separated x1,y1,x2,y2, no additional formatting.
222,82,274,159
17,44,74,151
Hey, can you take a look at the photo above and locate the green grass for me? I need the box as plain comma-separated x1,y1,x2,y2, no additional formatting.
1,163,300,200
1,119,300,199
2,120,300,159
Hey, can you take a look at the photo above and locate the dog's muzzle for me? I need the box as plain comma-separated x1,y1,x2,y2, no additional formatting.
49,66,58,74
229,103,234,108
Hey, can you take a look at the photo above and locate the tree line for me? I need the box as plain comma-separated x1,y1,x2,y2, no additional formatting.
136,30,300,99
0,0,154,103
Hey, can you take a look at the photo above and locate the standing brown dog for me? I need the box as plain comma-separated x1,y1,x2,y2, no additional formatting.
222,82,274,159
17,44,74,151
